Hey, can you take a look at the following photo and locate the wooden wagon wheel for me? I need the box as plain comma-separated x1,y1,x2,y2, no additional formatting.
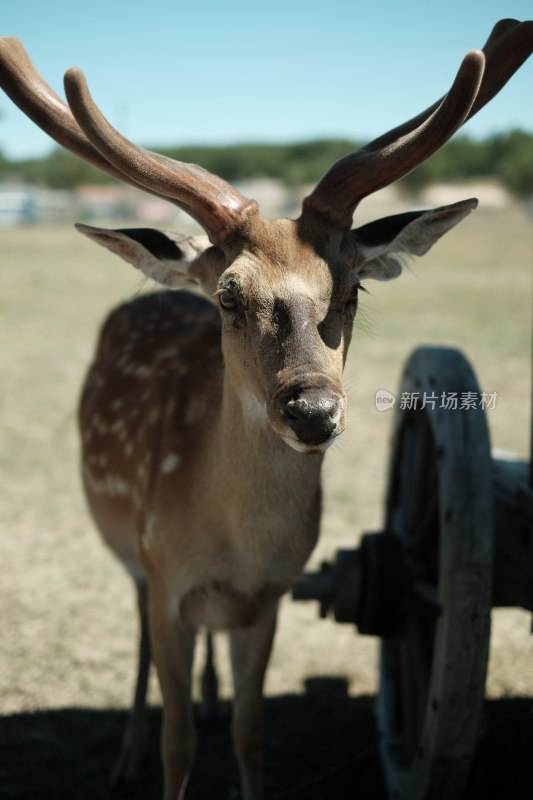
377,346,493,800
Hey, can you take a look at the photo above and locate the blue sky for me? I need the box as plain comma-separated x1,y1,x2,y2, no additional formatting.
1,0,532,160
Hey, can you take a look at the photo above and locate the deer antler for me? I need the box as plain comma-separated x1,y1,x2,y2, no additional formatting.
303,19,533,229
62,68,258,244
0,38,258,244
0,38,130,181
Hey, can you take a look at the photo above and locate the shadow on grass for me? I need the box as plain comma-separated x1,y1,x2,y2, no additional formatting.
0,678,532,800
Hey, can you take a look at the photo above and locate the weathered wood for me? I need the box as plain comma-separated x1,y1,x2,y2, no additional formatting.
492,456,533,610
377,346,493,800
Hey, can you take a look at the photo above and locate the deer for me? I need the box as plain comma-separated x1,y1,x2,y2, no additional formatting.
1,18,532,800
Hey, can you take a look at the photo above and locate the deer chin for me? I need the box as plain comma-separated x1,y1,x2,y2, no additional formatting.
281,433,338,455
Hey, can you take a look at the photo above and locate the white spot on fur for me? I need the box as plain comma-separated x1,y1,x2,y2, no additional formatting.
160,347,179,360
110,418,126,435
82,466,131,498
106,474,131,496
148,408,160,425
91,413,109,435
142,513,158,551
132,489,142,511
134,365,151,379
161,453,181,473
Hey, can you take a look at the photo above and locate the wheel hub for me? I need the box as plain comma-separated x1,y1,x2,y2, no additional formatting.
292,532,405,636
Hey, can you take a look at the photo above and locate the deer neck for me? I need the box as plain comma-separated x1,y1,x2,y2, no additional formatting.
211,375,324,505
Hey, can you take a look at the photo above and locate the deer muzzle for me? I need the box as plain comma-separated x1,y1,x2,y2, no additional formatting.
271,379,346,453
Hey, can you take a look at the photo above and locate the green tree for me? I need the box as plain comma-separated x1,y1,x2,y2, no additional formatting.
1,132,531,200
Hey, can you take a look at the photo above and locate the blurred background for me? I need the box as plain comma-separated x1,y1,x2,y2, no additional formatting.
1,0,533,225
1,1,532,798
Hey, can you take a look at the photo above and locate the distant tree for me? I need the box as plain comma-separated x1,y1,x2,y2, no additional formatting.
0,147,112,188
1,132,531,201
495,131,533,200
157,140,358,187
400,130,533,201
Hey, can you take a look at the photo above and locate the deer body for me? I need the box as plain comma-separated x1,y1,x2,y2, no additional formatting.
80,281,324,631
80,216,342,609
80,215,353,798
1,19,532,800
75,210,478,800
80,294,321,799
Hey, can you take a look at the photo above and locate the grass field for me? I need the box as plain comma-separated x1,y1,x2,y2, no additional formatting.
1,195,532,798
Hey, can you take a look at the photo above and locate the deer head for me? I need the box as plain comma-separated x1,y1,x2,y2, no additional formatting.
1,19,531,454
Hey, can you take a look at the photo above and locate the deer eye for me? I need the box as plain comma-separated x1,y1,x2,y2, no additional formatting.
344,285,359,319
218,290,238,310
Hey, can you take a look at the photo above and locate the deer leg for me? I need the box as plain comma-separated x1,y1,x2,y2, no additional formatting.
111,579,151,785
201,631,219,722
229,605,278,800
149,585,197,800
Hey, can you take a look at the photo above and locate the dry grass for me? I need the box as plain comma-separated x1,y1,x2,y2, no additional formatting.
0,198,532,797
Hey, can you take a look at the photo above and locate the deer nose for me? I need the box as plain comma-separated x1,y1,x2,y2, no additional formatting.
283,389,341,445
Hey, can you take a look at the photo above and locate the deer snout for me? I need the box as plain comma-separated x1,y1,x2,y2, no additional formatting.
278,386,345,451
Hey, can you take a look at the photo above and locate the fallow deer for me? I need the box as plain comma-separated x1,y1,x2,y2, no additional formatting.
1,19,532,800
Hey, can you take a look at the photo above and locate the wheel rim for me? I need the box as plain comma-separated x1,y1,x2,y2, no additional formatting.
377,346,493,800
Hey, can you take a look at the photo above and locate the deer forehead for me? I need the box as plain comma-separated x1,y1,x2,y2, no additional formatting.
220,218,350,313
220,262,334,312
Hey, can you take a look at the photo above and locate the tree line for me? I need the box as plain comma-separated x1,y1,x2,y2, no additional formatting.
0,130,531,199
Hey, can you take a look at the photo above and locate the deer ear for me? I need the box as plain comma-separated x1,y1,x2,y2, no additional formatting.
75,223,214,288
349,198,478,281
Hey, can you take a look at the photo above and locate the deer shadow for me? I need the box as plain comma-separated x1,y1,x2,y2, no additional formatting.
0,678,531,800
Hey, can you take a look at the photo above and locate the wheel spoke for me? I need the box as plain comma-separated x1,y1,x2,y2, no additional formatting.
399,637,419,765
412,477,438,552
405,616,432,719
405,414,433,534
